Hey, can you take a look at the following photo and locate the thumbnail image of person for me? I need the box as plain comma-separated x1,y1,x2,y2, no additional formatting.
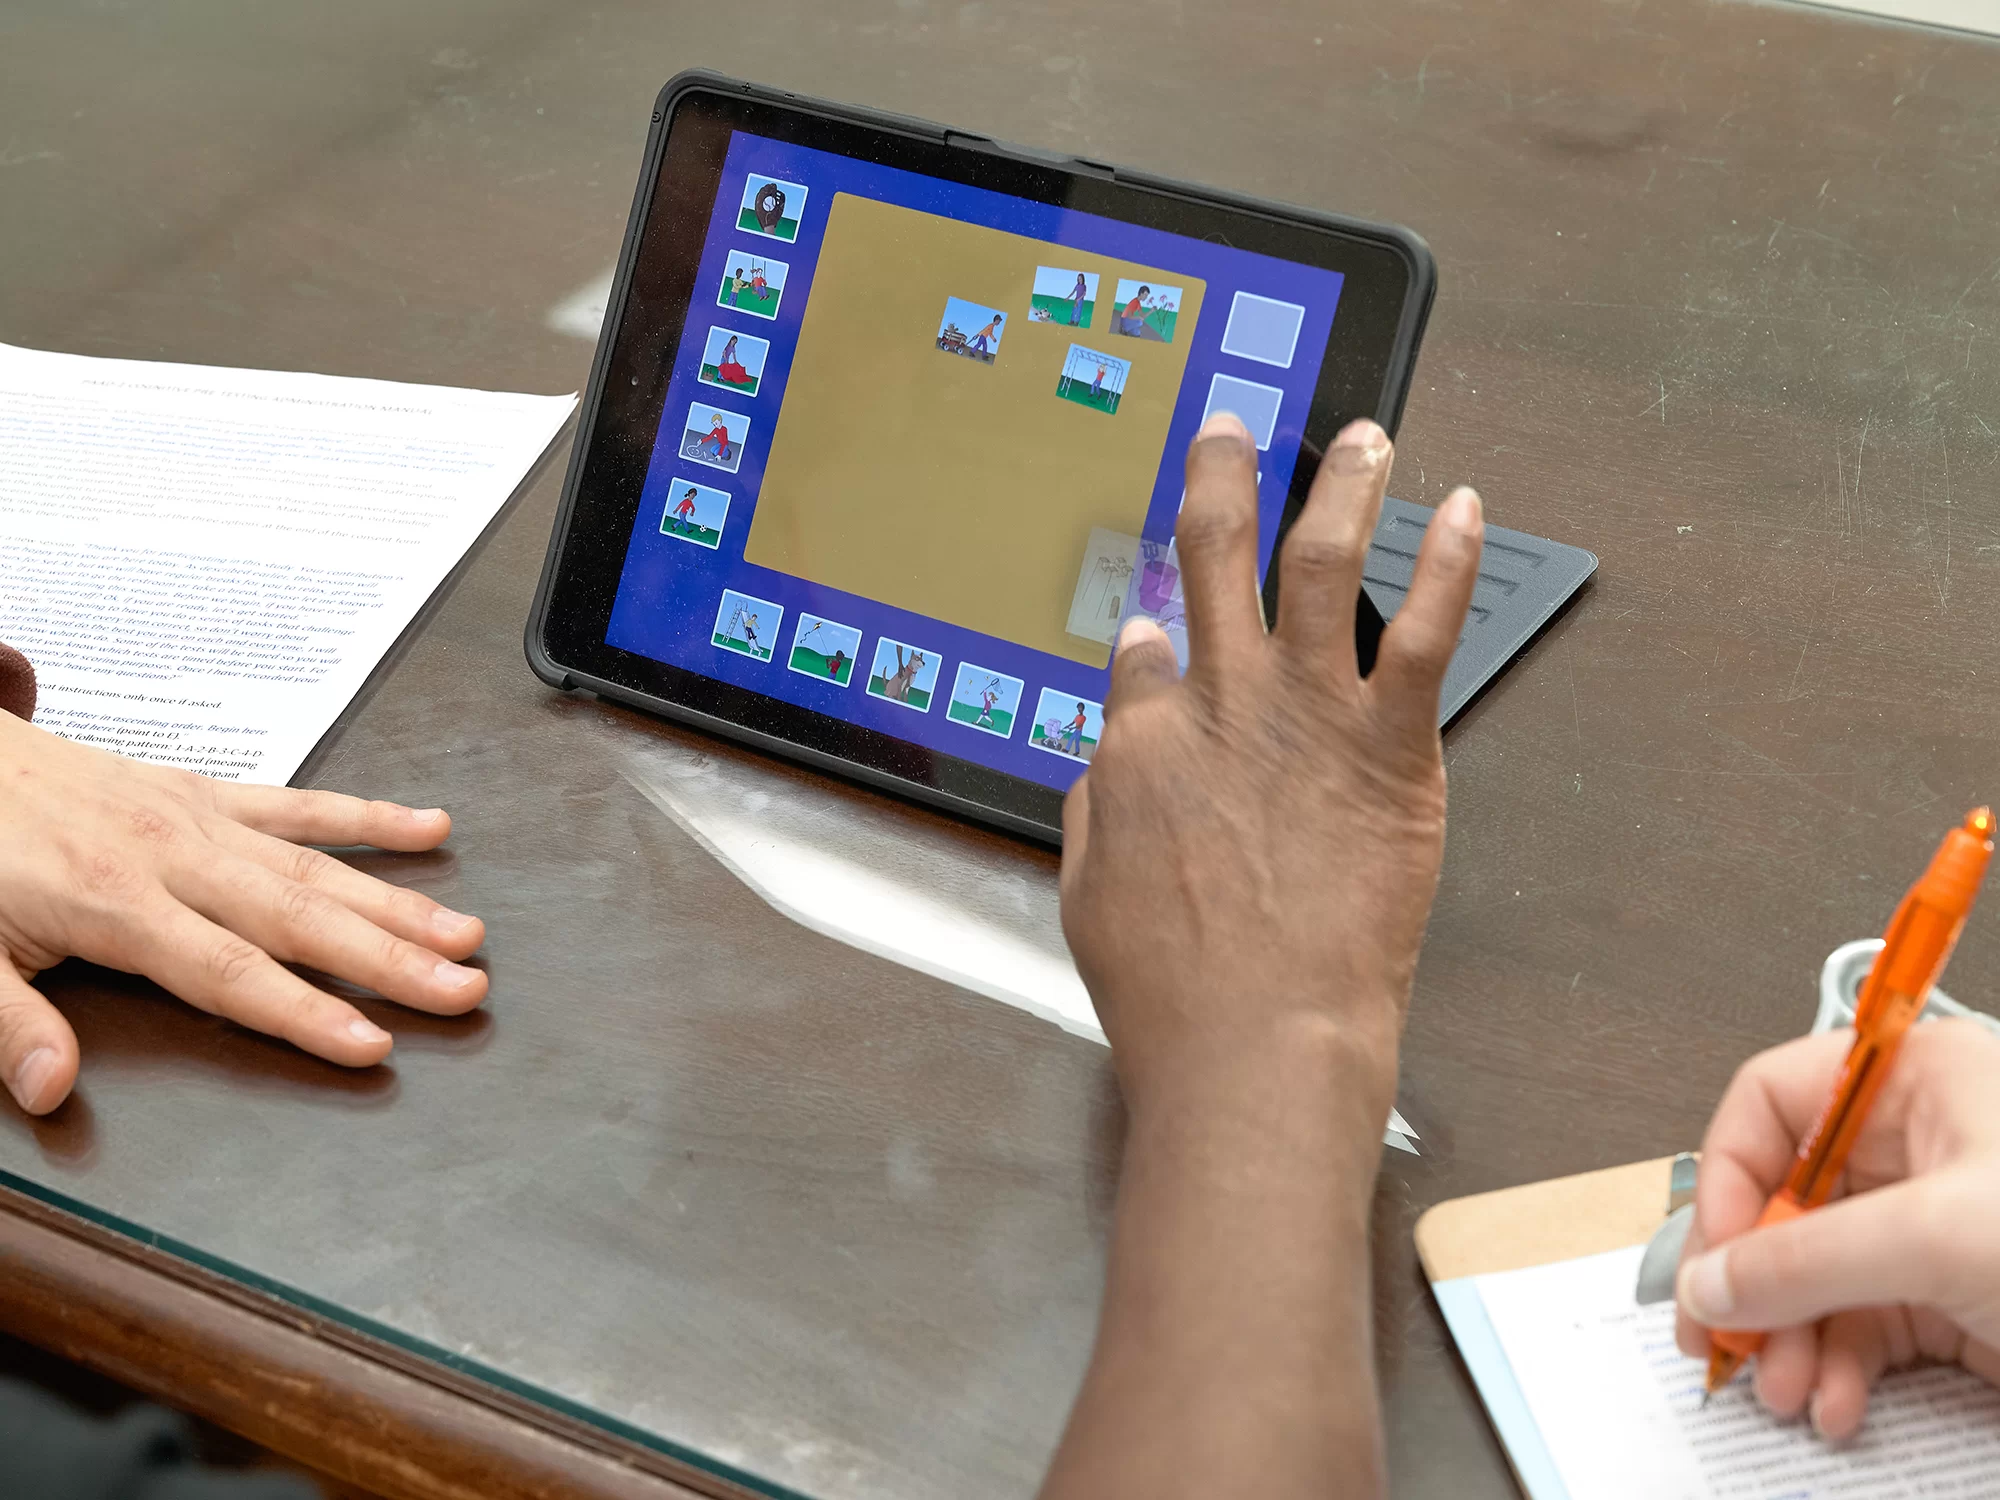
1029,686,1105,760
787,613,863,686
682,402,751,472
946,663,1023,736
936,296,1009,365
659,477,731,549
1029,266,1098,328
1060,700,1089,755
1055,346,1130,415
669,486,699,533
700,411,731,458
718,253,788,319
1111,278,1183,342
712,589,781,659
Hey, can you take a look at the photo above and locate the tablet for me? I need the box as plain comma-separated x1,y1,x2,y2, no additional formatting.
529,71,1435,844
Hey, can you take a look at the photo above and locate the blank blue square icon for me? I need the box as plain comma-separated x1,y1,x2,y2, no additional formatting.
1203,374,1285,450
1219,292,1306,369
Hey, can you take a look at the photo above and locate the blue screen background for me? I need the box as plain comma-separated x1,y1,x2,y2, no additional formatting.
606,131,1344,791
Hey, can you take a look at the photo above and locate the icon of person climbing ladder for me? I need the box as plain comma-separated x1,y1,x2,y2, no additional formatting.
710,589,782,662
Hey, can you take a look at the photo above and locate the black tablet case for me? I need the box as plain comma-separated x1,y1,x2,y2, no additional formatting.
1364,497,1596,726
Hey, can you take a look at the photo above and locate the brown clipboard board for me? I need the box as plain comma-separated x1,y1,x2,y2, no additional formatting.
1415,1156,1688,1500
1415,1155,1683,1284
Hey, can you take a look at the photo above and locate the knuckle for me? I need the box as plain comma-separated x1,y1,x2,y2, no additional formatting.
283,843,335,885
374,928,412,976
272,880,331,934
74,851,145,903
1175,501,1255,554
397,888,439,928
1282,529,1363,581
124,805,181,848
0,996,49,1055
205,936,267,992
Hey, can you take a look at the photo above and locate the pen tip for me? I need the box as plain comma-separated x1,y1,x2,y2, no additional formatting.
1700,1390,1711,1409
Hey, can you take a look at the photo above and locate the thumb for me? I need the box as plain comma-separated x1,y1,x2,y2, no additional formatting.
0,966,79,1115
1678,1178,1960,1331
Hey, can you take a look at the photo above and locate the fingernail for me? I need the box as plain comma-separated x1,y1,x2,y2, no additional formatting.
1334,418,1387,450
10,1047,57,1110
1441,486,1483,534
1808,1390,1827,1440
1198,410,1249,441
435,960,481,989
1680,1248,1734,1322
430,906,477,937
411,808,446,824
1116,615,1165,651
347,1017,391,1046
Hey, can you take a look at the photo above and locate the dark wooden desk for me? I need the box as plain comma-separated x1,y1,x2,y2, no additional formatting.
4,2,1998,1497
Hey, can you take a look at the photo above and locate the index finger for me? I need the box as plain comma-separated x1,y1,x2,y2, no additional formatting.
1174,411,1267,672
1694,1031,1859,1249
206,783,453,851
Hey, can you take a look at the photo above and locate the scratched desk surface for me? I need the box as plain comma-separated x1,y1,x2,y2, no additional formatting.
3,2,1998,1496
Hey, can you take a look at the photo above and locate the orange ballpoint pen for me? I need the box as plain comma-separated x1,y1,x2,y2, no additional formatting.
1703,806,1996,1398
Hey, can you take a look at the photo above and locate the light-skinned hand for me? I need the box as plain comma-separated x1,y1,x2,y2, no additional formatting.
1675,1020,2000,1440
0,709,488,1115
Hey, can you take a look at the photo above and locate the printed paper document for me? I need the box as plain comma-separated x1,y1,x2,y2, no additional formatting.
0,342,574,783
1475,1243,2000,1498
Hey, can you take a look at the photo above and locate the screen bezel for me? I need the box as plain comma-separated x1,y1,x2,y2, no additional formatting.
529,72,1433,844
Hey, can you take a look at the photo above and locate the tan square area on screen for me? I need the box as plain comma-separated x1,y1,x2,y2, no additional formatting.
744,192,1203,667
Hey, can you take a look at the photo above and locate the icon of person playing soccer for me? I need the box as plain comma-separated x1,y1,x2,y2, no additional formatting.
669,486,699,534
1068,272,1088,326
968,312,1003,357
1061,701,1088,756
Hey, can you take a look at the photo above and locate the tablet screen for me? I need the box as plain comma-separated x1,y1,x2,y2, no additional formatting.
600,129,1345,791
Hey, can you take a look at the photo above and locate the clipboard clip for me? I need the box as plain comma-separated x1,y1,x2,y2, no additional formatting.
1634,1153,1697,1305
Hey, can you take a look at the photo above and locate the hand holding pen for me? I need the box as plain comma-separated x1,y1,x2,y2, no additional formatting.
1675,810,2000,1440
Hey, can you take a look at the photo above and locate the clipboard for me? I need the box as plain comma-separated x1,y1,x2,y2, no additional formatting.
1414,1156,1684,1500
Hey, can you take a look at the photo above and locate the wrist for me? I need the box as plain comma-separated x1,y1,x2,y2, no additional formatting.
1121,1005,1401,1170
